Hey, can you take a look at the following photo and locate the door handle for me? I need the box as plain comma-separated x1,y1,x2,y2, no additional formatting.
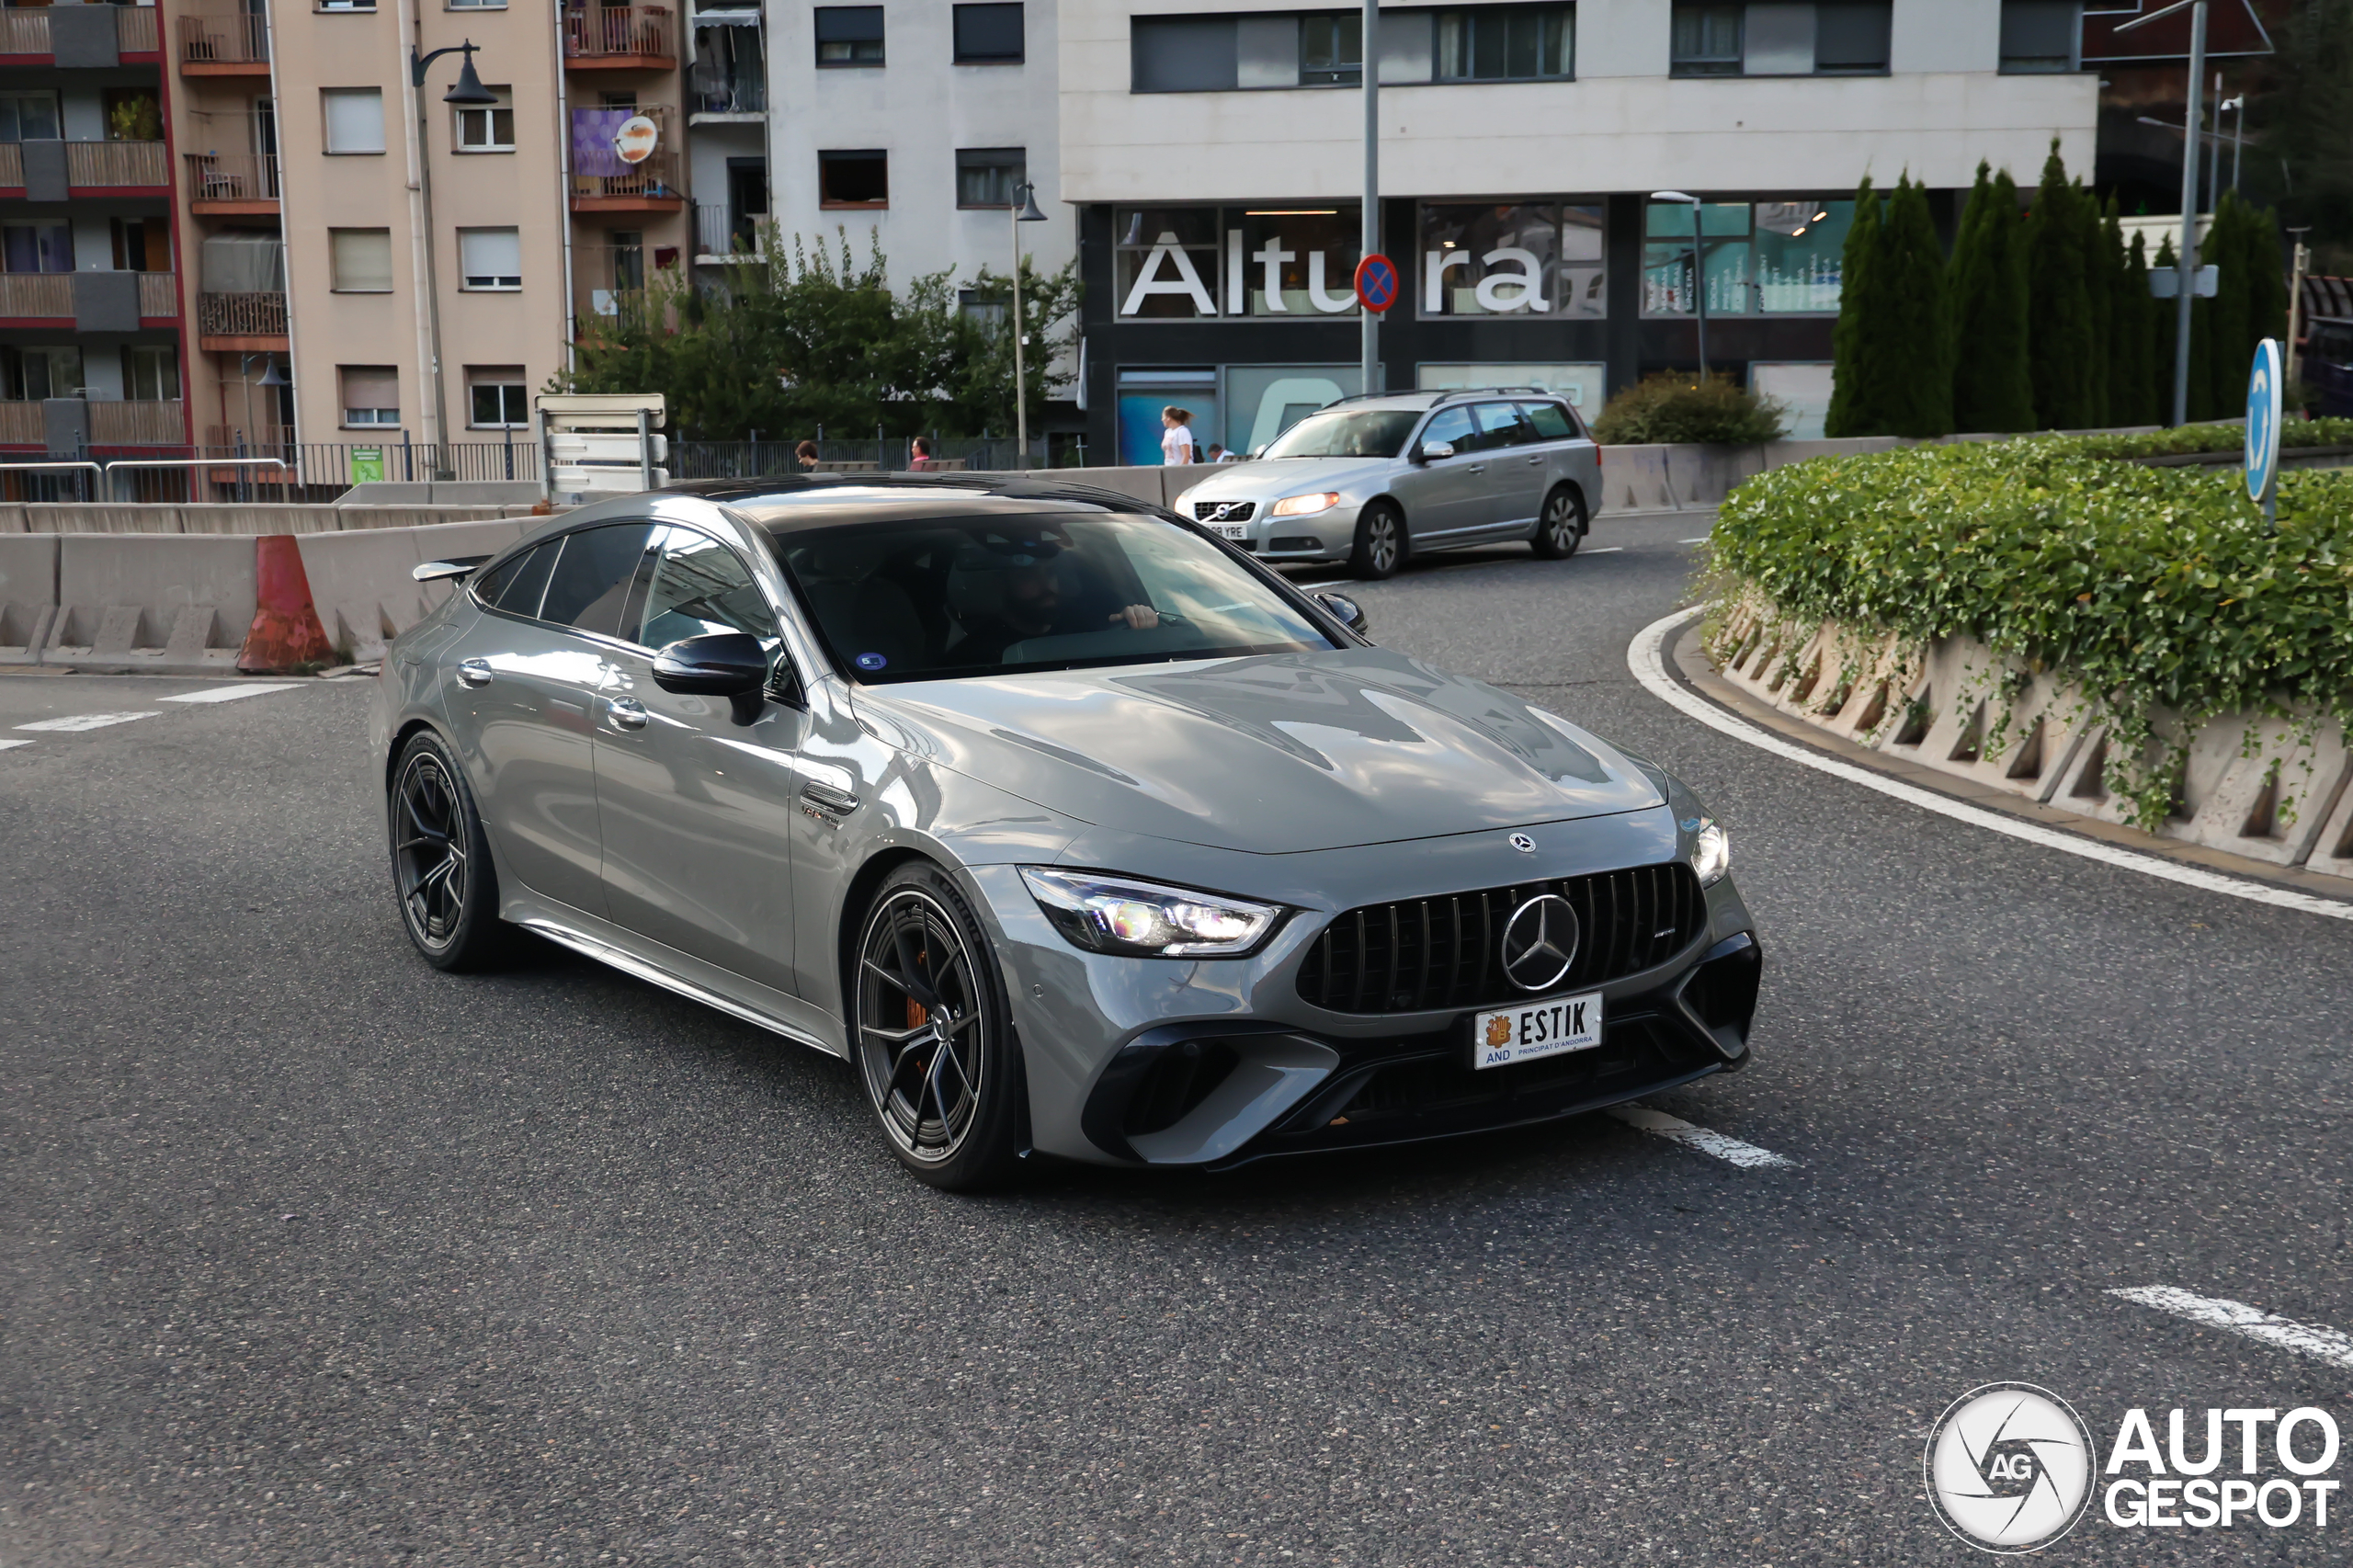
456,658,492,687
604,696,648,730
1466,464,1485,474
799,781,859,819
1527,456,1544,466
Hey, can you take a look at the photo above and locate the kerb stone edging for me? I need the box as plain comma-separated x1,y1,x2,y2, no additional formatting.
1697,597,2353,890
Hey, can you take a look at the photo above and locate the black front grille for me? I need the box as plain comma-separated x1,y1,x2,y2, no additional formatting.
1193,500,1256,522
1295,862,1706,1015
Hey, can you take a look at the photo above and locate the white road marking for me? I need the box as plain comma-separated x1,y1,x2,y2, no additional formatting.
160,682,299,704
1630,605,2353,924
1678,537,1711,544
14,710,162,733
1581,546,1624,554
1607,1104,1795,1168
2109,1287,2353,1371
0,738,30,751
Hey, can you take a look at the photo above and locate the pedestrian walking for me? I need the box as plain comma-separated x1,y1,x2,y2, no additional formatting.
1160,407,1198,466
909,436,938,472
796,439,820,472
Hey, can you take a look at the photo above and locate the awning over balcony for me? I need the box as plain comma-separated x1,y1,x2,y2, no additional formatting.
200,231,285,294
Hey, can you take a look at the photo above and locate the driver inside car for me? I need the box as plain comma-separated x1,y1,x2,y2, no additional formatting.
949,534,1162,663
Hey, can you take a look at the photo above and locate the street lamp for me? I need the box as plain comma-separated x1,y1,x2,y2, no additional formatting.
2117,0,2205,427
237,351,289,445
1008,178,1047,472
403,36,497,466
1654,190,1708,384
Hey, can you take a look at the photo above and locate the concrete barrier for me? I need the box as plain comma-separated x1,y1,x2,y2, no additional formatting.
48,532,259,676
0,504,27,535
296,517,531,662
0,533,58,665
340,479,545,506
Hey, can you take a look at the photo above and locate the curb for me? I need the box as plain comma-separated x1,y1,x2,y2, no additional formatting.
1662,617,2353,912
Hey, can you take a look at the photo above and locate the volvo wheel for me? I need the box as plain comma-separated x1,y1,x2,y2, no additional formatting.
390,732,508,971
1348,500,1404,581
852,862,1026,1190
1531,484,1586,560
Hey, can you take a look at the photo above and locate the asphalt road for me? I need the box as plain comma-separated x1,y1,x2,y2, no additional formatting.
5,512,2349,1566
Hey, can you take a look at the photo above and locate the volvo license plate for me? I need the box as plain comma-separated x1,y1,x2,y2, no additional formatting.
1471,991,1603,1070
1211,522,1249,540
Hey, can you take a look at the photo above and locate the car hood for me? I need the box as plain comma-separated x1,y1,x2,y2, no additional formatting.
1176,456,1394,506
853,649,1663,854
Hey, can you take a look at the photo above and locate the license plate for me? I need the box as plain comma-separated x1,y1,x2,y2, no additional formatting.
1471,990,1603,1070
1211,522,1249,540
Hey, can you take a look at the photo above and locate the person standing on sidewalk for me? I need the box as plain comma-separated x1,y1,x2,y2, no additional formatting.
1160,407,1197,466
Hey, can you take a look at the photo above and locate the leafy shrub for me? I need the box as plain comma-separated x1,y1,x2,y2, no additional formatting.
1710,435,2353,824
2070,417,2353,460
1593,372,1790,447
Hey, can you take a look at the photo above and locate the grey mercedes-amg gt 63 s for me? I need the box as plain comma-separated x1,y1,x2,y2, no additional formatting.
372,476,1761,1189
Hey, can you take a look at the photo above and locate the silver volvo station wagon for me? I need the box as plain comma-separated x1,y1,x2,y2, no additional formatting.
372,477,1760,1189
1170,388,1602,580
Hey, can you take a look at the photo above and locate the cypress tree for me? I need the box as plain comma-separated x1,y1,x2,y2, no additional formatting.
2247,202,2289,347
2207,190,2252,416
2154,233,2186,424
1947,168,2036,433
2114,228,2155,427
1874,175,1953,437
1824,176,1881,438
2023,142,2094,428
2076,180,2112,426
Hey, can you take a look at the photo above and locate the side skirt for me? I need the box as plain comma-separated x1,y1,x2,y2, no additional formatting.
512,909,848,1060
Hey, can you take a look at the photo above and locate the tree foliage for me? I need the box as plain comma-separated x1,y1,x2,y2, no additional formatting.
2024,142,2096,429
1822,176,1881,439
1592,371,1788,445
1948,164,2036,434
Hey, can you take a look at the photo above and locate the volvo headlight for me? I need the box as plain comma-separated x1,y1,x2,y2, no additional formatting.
1688,818,1731,887
1019,869,1285,958
1270,492,1341,518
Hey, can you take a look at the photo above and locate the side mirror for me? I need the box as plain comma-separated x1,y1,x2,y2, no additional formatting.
1313,591,1369,637
652,631,769,697
1417,439,1455,462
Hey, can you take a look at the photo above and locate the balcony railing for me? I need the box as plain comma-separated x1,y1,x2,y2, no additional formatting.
139,271,178,317
178,12,269,66
89,402,189,447
117,6,158,53
0,142,20,187
690,65,764,113
694,201,761,259
199,290,287,338
564,4,675,62
0,8,46,54
0,274,73,318
185,150,280,203
573,147,680,205
0,402,40,446
69,141,170,188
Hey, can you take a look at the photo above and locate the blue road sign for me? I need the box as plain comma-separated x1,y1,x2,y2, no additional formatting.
2245,338,2282,507
1354,254,1399,314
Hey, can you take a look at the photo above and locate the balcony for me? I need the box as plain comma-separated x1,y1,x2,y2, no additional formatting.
90,401,188,447
694,200,762,262
689,65,764,117
0,142,18,189
573,148,682,211
0,5,158,62
0,274,74,320
178,12,270,74
0,272,176,324
139,270,178,318
564,4,675,68
69,140,171,191
198,290,288,350
185,150,279,213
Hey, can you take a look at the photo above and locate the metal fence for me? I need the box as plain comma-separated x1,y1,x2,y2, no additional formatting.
6,439,547,504
672,437,1064,479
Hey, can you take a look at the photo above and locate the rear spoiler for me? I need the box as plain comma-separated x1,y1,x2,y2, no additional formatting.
413,555,491,584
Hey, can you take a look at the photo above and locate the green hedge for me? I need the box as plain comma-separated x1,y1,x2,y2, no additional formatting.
1710,434,2353,823
2070,417,2353,460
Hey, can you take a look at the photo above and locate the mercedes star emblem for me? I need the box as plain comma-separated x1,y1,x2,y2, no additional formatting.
1508,832,1537,854
1499,893,1580,993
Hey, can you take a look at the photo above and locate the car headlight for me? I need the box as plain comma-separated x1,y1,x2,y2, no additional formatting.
1270,492,1341,518
1688,818,1731,887
1019,869,1285,958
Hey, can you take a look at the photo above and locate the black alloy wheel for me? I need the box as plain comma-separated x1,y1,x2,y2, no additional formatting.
390,732,508,970
852,862,1026,1189
1531,484,1586,560
1348,500,1404,581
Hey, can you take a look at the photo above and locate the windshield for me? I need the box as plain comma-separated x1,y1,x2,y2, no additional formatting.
1261,408,1422,460
774,511,1337,683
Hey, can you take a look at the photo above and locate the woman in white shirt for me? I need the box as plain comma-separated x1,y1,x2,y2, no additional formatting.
1159,406,1197,466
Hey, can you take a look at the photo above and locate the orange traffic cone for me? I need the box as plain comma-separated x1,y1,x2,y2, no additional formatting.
237,535,335,673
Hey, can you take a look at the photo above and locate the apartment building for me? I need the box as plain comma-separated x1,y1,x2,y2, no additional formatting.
0,1,187,458
1063,0,2101,461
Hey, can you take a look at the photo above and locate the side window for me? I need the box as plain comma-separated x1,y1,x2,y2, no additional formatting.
1521,401,1576,441
539,524,656,638
1419,405,1474,453
1472,402,1537,448
483,540,561,618
639,528,778,649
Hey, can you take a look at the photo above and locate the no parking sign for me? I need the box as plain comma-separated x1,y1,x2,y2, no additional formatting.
1354,254,1399,314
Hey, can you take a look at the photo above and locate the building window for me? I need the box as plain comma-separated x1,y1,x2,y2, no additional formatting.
330,228,393,292
1641,197,1855,315
1113,207,1222,317
818,150,888,208
449,0,506,9
469,368,528,427
5,347,85,400
1436,6,1573,82
955,147,1026,208
958,287,1007,329
322,87,385,153
110,217,171,272
316,0,376,11
340,365,399,426
454,86,515,151
1813,4,1891,73
952,2,1023,62
1420,203,1606,318
610,230,643,294
459,227,523,289
122,345,179,402
2,222,74,274
1131,17,1238,92
0,91,61,142
815,6,884,65
2000,0,2080,73
1669,5,1742,74
1299,13,1361,85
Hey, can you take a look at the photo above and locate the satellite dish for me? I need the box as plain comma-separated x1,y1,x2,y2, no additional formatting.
612,115,660,165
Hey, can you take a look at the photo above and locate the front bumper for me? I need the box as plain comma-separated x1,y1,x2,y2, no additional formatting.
1185,497,1362,562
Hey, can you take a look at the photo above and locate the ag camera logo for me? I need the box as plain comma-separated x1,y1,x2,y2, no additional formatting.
1925,1382,2095,1552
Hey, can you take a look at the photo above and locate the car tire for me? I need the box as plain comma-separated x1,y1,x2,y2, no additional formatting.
389,731,511,971
850,861,1029,1191
1348,500,1405,580
1531,484,1586,560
